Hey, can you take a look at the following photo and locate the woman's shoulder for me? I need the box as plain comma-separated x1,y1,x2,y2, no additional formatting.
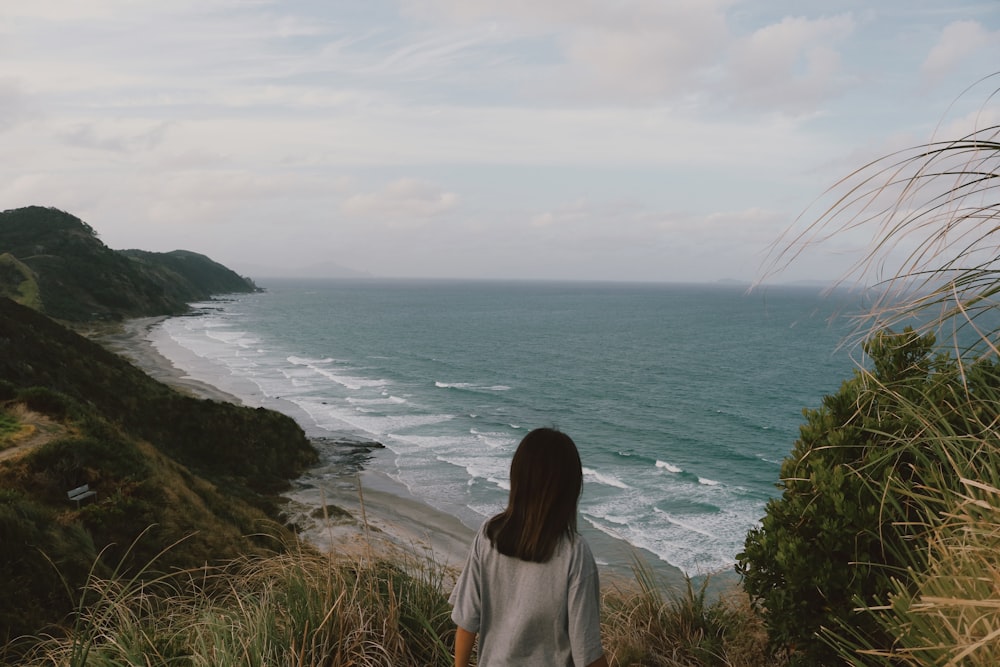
565,532,598,571
471,517,495,551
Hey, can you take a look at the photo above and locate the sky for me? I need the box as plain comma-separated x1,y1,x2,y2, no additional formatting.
1,1,999,284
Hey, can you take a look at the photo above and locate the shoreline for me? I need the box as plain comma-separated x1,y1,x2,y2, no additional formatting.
96,317,247,404
95,315,729,590
94,317,477,571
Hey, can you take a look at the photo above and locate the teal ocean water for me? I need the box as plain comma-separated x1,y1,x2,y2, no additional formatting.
154,279,859,575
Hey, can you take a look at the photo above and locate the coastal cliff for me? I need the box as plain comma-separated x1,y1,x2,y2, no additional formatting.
0,208,315,646
0,205,258,322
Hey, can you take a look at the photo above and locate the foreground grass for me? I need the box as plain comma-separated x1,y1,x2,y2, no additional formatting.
826,373,1000,667
602,564,775,666
8,545,454,667
10,457,1000,667
4,543,775,667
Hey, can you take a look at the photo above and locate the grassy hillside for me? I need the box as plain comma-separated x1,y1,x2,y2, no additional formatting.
122,248,258,303
0,253,40,309
0,297,318,649
0,206,257,321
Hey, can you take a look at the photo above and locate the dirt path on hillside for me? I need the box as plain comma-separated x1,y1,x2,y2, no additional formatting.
0,408,66,463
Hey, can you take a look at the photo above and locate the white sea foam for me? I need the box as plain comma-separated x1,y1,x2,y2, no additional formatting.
698,477,720,486
205,329,259,348
311,367,389,390
436,381,511,392
655,460,683,473
599,514,629,526
288,355,336,365
347,395,407,406
584,510,740,575
656,510,715,538
362,413,456,434
583,467,629,489
283,354,390,390
470,429,516,450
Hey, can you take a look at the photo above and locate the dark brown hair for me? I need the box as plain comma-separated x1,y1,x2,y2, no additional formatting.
486,427,583,563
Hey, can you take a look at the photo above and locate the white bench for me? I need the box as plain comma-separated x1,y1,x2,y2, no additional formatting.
67,484,97,507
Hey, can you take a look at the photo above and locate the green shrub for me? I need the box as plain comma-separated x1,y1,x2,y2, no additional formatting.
0,490,99,649
825,366,1000,665
736,328,1000,664
0,380,17,402
0,412,18,440
26,436,151,499
15,387,81,421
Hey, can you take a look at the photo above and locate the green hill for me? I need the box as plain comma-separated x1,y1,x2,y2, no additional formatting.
0,206,257,321
0,296,318,646
0,253,41,309
0,208,310,650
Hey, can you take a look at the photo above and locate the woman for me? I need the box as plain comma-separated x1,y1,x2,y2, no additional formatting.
450,427,609,667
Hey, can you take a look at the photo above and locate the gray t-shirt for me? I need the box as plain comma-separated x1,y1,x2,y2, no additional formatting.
450,521,604,667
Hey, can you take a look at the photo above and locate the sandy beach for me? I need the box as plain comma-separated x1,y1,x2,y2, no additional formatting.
94,318,477,571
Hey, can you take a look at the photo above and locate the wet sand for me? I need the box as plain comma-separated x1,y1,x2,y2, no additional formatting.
97,317,247,404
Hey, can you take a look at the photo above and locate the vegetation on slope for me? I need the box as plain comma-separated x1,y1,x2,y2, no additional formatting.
743,84,1000,664
0,297,317,651
0,206,257,321
737,329,1000,664
6,547,775,667
0,253,41,310
0,297,316,495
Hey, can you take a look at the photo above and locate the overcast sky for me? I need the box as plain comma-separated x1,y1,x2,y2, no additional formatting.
2,1,998,283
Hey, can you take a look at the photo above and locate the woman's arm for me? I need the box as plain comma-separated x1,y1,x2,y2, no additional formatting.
454,626,477,667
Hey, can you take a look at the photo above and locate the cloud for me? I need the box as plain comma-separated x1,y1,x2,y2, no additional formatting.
723,14,854,113
0,78,33,131
2,0,133,21
3,1,991,285
402,0,859,111
404,0,732,101
921,20,996,84
340,179,460,223
60,121,171,153
452,198,796,282
561,9,729,99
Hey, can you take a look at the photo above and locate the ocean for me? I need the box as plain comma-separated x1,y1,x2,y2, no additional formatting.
150,279,860,577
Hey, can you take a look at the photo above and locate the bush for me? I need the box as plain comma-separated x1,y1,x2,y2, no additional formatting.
14,550,455,667
828,364,1000,665
26,436,151,500
0,490,99,649
0,380,17,402
736,329,1000,664
15,387,82,421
